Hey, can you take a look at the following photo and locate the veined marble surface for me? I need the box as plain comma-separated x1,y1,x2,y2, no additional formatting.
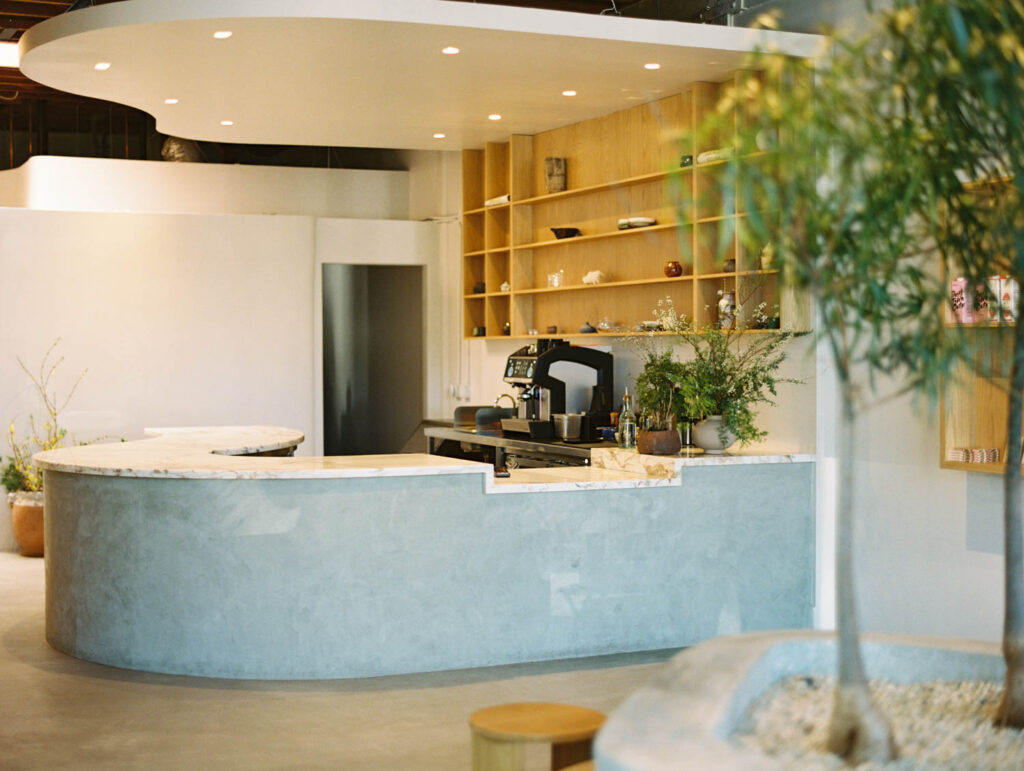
592,447,815,477
488,465,678,494
33,426,488,481
34,426,814,489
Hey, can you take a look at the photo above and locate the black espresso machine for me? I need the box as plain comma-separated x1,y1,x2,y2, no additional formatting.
500,339,613,442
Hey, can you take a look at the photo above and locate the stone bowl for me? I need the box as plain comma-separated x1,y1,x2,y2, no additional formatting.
595,630,1002,770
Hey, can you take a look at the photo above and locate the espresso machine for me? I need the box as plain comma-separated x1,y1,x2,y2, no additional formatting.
501,339,613,442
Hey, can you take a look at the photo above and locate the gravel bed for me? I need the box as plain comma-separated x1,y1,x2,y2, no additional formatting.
733,675,1024,770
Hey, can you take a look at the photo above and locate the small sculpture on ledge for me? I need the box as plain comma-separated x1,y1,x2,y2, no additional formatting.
582,270,606,285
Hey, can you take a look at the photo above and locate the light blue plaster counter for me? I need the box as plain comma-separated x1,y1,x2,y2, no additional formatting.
38,427,815,679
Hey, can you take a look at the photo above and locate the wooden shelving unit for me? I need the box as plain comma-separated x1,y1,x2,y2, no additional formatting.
460,71,810,340
938,174,1021,474
940,324,1019,475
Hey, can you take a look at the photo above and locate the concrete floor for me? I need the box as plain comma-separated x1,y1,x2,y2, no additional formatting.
0,552,676,770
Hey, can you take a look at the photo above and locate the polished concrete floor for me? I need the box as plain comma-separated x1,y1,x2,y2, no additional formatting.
0,552,676,770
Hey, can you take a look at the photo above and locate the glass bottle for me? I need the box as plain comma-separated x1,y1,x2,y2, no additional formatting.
618,388,637,450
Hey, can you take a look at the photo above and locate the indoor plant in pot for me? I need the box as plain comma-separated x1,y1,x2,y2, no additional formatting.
632,348,686,455
656,301,799,454
4,340,87,557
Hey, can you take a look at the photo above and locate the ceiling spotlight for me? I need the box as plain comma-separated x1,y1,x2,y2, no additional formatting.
488,114,501,121
0,42,19,68
94,62,111,71
164,98,179,105
220,120,234,126
433,133,446,139
441,46,460,55
644,62,661,70
562,90,577,97
213,30,233,39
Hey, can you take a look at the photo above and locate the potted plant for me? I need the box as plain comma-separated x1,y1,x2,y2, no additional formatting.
655,300,799,454
4,340,87,557
632,348,686,455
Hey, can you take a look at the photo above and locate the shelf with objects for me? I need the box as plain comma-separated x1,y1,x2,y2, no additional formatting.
459,70,810,340
940,266,1021,475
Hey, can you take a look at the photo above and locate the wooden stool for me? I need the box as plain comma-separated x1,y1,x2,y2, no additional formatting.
469,702,605,771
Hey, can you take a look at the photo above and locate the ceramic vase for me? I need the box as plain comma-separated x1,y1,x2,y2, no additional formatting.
692,416,737,455
636,428,682,456
718,291,736,330
8,491,44,557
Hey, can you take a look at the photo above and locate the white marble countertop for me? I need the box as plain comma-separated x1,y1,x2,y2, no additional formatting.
33,426,814,490
34,426,489,481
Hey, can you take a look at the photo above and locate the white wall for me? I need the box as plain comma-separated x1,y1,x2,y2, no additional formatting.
0,155,409,219
0,158,423,552
853,391,1003,642
0,208,316,550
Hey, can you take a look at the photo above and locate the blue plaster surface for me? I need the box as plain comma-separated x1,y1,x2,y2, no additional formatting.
44,464,814,679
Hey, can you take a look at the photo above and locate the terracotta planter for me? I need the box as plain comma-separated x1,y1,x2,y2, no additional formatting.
636,428,681,456
692,416,737,455
8,491,44,557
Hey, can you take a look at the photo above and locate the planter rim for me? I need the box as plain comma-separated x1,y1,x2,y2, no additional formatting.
7,490,43,506
596,630,1002,771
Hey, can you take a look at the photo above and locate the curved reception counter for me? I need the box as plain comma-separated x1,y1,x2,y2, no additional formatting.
35,427,815,680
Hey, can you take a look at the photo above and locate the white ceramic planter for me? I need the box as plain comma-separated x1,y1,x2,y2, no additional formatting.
692,416,737,455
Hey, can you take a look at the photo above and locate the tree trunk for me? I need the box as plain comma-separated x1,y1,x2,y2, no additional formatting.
826,391,896,762
997,321,1024,726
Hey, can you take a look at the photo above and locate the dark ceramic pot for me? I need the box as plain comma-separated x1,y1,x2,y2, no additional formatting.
636,429,681,456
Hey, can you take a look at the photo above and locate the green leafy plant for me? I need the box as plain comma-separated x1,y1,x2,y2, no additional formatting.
632,349,688,431
4,339,87,494
657,300,798,445
629,298,799,444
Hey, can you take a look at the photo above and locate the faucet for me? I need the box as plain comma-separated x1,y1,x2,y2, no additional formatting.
494,393,517,409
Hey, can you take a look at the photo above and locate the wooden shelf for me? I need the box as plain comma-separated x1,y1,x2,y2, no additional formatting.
460,73,809,339
515,275,694,295
940,460,1009,474
513,222,679,251
512,170,677,206
466,202,511,215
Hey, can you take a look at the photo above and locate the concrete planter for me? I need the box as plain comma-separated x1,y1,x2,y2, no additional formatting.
596,630,1003,770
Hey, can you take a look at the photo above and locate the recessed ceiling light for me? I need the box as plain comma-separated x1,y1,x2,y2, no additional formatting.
442,46,460,55
488,114,502,121
164,98,179,105
94,62,111,71
220,120,234,126
644,62,661,70
562,90,577,97
213,30,233,39
433,133,446,139
0,42,19,68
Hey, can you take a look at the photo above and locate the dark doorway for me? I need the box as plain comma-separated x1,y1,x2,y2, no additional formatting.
322,264,424,455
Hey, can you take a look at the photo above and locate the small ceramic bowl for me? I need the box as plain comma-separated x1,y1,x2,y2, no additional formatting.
551,227,581,239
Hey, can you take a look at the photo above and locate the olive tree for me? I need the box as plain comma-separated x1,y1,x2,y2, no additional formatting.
697,14,957,762
881,0,1024,726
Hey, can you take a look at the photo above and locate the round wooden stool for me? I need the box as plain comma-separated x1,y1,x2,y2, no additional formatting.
469,702,605,771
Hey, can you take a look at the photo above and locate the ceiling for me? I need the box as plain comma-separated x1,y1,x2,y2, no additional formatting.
0,0,644,103
17,0,820,150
